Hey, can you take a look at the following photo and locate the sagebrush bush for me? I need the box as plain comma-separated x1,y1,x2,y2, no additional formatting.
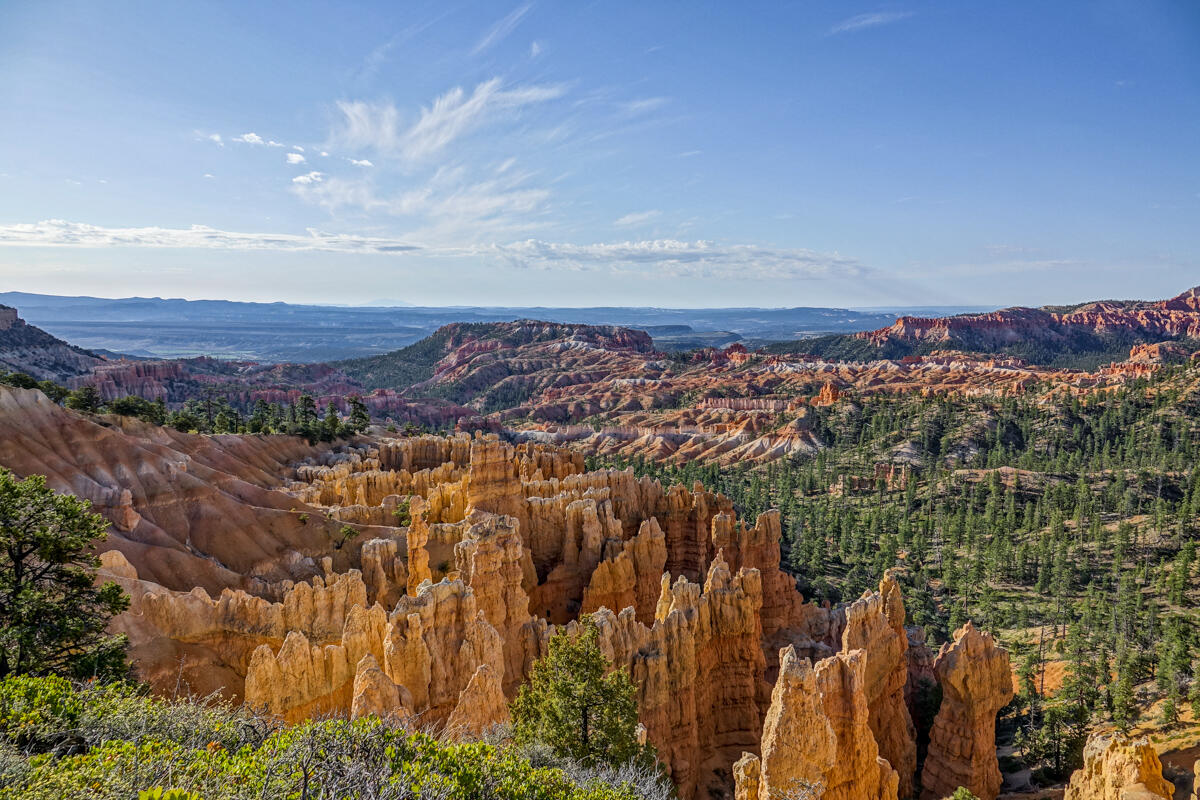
0,677,670,800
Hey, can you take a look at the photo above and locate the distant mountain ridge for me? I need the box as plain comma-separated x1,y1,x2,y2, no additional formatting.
0,291,981,363
2,288,1198,469
768,286,1200,368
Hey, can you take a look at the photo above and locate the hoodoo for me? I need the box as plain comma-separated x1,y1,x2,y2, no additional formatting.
1063,735,1174,800
920,622,1015,800
0,389,1019,799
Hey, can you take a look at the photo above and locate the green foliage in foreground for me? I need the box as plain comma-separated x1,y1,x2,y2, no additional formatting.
0,677,666,800
0,469,128,681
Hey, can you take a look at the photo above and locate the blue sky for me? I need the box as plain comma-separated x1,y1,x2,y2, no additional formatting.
0,0,1197,307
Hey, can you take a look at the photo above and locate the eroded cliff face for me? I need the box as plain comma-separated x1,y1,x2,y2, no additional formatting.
0,398,1019,800
1063,734,1174,800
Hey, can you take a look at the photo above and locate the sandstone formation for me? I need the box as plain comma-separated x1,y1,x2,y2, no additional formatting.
732,752,761,800
1063,734,1174,800
350,654,411,721
735,645,898,800
920,622,1015,800
444,664,510,737
857,287,1200,352
0,385,374,595
842,573,917,798
21,297,1197,474
578,552,769,800
243,575,504,724
0,389,1020,800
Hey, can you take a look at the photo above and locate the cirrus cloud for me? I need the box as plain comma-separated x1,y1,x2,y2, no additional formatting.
0,219,421,254
828,11,914,35
333,78,566,162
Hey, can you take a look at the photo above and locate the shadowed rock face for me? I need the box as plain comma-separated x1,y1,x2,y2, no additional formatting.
1063,734,1174,800
842,573,917,799
0,390,1015,799
741,645,899,800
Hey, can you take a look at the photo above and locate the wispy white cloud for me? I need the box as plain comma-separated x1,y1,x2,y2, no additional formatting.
349,158,374,167
677,150,701,158
530,40,543,58
293,164,552,243
0,221,868,281
200,133,224,147
286,152,307,164
613,210,661,226
828,11,913,35
334,78,565,161
203,173,215,179
234,132,286,147
292,145,305,152
619,97,668,117
480,239,868,280
291,171,325,184
0,220,421,254
472,2,533,56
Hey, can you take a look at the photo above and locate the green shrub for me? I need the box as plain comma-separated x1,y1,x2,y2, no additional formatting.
0,681,659,800
139,790,204,800
0,675,83,752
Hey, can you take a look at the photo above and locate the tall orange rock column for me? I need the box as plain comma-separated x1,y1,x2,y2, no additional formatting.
405,495,432,596
453,512,537,695
735,645,899,800
920,622,1014,800
842,573,918,797
465,434,526,526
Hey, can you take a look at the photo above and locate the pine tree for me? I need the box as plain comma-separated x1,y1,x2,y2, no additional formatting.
347,395,371,433
0,470,129,679
511,618,652,768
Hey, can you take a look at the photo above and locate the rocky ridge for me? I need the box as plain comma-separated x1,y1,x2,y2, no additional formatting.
9,300,1198,470
0,305,102,379
855,286,1200,356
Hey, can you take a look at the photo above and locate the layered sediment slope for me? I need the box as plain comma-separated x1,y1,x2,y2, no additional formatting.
838,286,1200,364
